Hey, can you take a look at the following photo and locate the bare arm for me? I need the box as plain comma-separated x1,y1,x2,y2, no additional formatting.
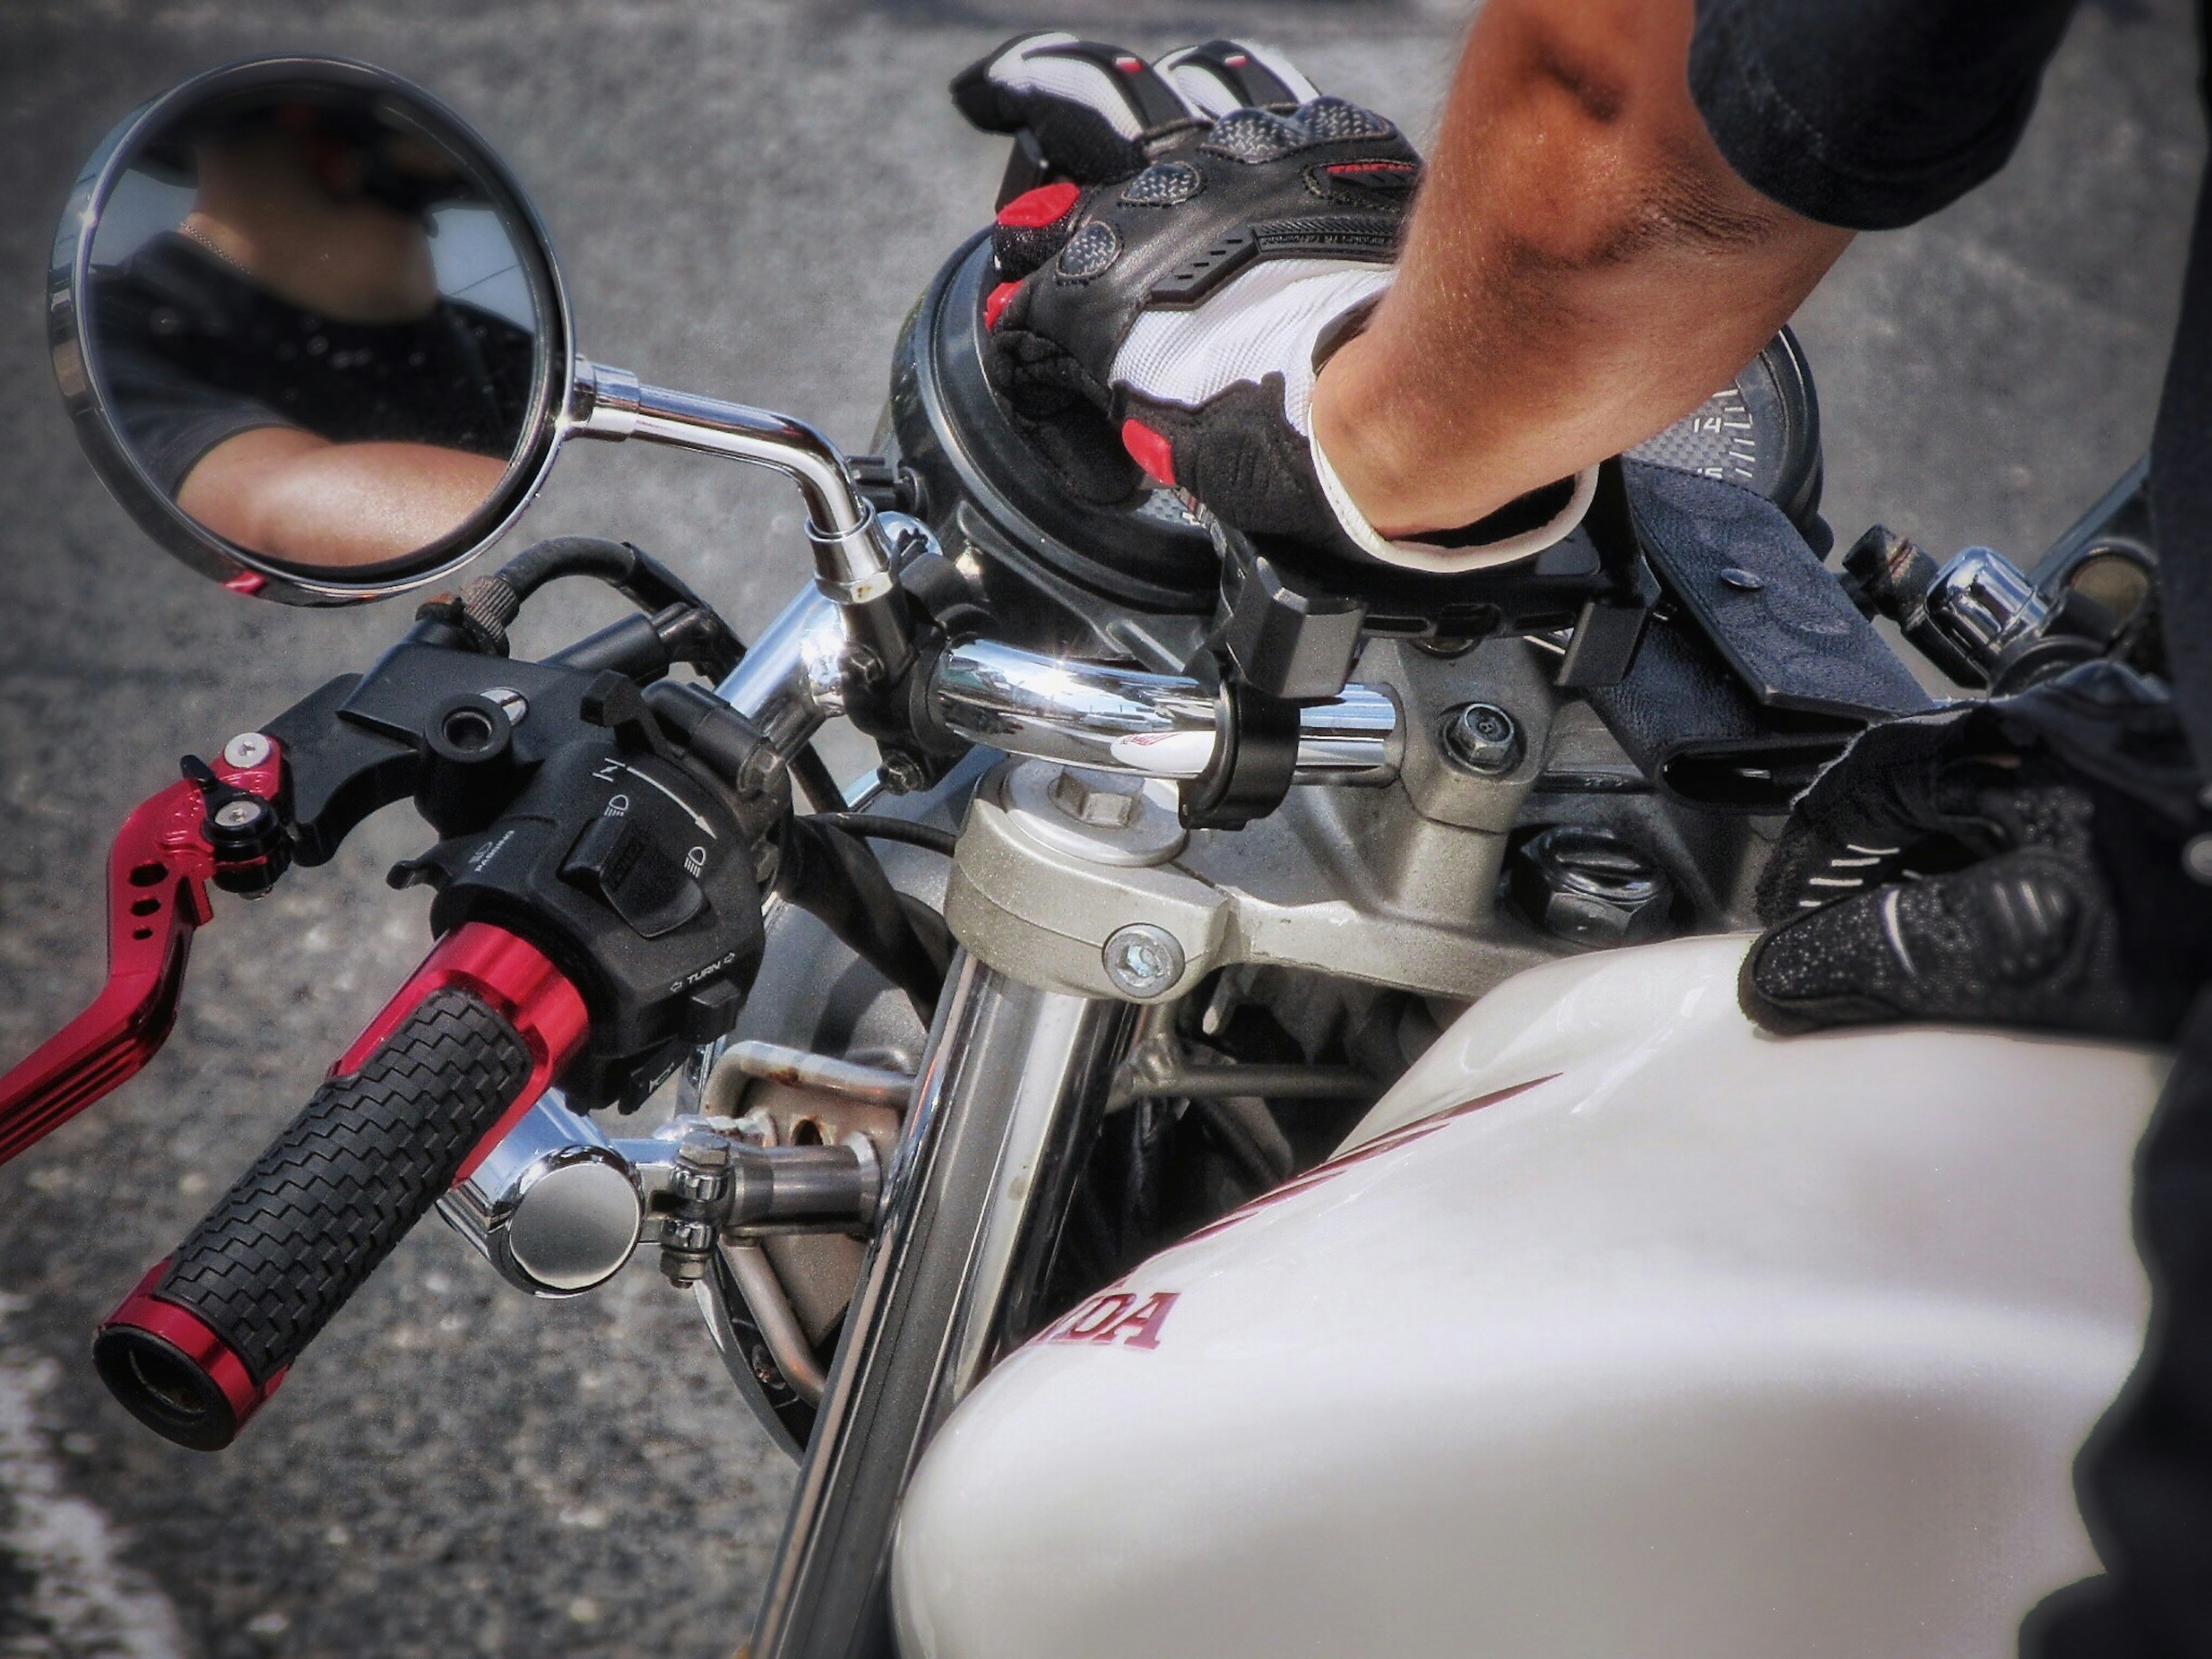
1310,0,1853,540
177,427,506,569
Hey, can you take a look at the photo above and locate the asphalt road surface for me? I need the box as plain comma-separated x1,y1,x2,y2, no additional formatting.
0,1,2201,1654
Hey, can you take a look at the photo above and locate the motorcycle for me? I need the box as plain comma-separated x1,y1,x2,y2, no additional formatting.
0,52,2173,1657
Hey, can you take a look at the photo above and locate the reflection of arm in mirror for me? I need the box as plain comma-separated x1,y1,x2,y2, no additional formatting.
89,232,535,569
176,427,507,569
85,102,539,570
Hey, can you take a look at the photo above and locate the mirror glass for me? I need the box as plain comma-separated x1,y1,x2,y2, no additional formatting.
58,62,569,600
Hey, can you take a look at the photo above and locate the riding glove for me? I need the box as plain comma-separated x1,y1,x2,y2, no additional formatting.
951,34,1596,572
1740,662,2212,1041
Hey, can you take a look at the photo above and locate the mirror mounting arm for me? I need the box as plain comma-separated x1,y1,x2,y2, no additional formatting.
567,361,908,665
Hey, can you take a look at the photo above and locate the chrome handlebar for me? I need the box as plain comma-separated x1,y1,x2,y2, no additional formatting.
713,585,1402,790
930,639,1398,785
585,387,1401,790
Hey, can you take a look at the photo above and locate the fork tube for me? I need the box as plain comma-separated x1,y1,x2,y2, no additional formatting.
749,952,1135,1659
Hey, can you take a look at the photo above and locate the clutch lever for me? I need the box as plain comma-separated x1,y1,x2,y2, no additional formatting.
0,736,286,1165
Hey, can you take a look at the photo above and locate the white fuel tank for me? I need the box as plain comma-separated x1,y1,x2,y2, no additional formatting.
892,935,2169,1659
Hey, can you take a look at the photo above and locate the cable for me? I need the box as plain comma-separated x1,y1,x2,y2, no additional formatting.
815,814,959,858
791,746,847,816
774,815,945,1025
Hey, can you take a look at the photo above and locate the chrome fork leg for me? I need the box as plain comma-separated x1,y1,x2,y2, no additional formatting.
749,950,1135,1659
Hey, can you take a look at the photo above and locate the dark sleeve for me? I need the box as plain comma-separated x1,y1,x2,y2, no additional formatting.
99,335,291,497
2024,988,2212,1656
1688,0,2082,230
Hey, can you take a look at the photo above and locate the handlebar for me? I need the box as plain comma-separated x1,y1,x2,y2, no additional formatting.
712,585,1403,791
93,924,587,1449
930,639,1399,785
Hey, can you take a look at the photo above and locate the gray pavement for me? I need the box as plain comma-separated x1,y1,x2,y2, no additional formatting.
0,1,2200,1654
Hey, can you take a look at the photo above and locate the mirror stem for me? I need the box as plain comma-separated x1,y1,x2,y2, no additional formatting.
569,361,903,627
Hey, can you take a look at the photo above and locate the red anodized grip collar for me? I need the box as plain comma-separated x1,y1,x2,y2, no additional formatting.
335,921,590,1183
99,1259,276,1441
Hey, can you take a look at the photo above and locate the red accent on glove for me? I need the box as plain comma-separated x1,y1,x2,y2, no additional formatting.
984,280,1022,332
1121,420,1176,487
996,180,1082,230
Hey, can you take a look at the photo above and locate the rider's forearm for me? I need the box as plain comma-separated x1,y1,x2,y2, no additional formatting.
1309,0,1853,540
179,428,506,567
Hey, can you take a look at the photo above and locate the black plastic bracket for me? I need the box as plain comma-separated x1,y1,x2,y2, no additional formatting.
1179,672,1299,830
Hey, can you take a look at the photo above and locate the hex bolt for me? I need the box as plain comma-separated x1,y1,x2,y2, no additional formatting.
2186,833,2212,887
878,751,928,794
1101,923,1185,999
1047,769,1139,828
212,798,267,831
1507,825,1675,948
658,1219,717,1287
221,731,273,770
1441,703,1523,777
661,1134,733,1286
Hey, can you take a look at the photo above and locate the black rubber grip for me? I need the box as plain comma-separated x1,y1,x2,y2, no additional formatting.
151,988,532,1384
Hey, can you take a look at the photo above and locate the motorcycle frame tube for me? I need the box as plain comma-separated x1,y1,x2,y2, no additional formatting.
698,1237,821,1456
750,952,1137,1659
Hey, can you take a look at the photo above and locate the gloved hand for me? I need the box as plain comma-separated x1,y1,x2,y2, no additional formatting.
950,33,1597,573
1740,662,2212,1041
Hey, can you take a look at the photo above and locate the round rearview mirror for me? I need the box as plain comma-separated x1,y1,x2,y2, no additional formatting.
50,57,571,604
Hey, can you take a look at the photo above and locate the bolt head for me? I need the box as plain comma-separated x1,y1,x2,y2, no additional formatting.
677,1129,733,1170
222,732,272,770
1047,768,1139,828
1441,703,1522,777
878,751,927,794
213,798,266,830
1102,923,1184,998
1510,825,1674,948
2185,833,2212,887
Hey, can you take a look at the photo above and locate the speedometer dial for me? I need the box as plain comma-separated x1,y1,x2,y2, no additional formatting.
1626,327,1824,545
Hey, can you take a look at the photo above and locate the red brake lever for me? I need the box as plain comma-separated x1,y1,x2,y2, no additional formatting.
0,740,285,1165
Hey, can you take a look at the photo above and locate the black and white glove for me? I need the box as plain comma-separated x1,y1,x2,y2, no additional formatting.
951,33,1597,573
1740,662,2212,1041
